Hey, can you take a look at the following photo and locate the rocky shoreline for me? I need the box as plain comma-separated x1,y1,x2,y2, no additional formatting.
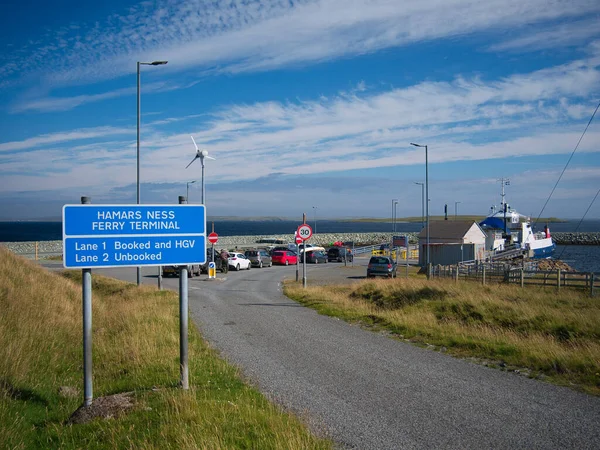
2,231,599,259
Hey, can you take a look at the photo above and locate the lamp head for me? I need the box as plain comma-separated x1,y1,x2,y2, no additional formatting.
150,60,168,65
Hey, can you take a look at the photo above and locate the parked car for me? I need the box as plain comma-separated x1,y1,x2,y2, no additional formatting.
244,249,272,268
298,243,326,253
228,252,252,271
302,250,328,264
271,246,297,255
367,256,397,278
271,250,298,266
162,263,201,278
327,247,353,262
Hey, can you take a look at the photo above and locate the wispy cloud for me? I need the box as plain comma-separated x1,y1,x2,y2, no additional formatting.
3,0,599,95
4,51,599,191
0,126,131,153
11,80,183,113
489,18,600,52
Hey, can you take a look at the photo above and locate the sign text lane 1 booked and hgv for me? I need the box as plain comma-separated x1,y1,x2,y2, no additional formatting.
62,204,206,269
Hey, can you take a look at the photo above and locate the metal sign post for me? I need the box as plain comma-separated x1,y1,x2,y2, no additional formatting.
297,220,313,288
295,231,302,282
178,195,189,390
211,222,215,268
405,235,409,278
179,267,189,389
81,196,92,407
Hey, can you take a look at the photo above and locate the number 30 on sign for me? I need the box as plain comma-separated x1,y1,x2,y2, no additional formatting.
297,224,313,241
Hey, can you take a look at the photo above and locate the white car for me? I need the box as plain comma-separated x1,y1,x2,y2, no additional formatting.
228,252,252,271
298,243,325,253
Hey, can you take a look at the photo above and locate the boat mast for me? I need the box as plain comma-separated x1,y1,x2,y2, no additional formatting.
498,177,510,209
498,178,510,235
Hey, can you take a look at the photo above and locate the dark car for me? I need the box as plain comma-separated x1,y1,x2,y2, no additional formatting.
327,247,353,262
303,250,328,264
270,246,297,255
244,249,272,268
367,256,397,278
200,249,226,273
162,263,201,278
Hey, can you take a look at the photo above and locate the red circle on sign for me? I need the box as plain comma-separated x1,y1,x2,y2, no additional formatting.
208,232,219,244
295,234,303,244
297,224,313,241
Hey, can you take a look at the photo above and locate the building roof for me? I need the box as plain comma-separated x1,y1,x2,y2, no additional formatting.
417,220,485,240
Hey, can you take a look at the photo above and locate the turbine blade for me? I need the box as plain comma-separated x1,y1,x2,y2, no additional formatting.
190,135,199,151
185,155,199,169
206,156,216,160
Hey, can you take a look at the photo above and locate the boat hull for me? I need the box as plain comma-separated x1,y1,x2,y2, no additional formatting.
530,240,556,259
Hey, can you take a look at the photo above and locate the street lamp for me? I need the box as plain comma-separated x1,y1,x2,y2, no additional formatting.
411,143,429,274
455,201,461,220
391,199,398,232
186,180,197,203
137,59,168,286
414,182,424,229
312,206,318,234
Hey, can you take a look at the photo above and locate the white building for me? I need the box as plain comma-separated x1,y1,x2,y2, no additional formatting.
418,221,487,265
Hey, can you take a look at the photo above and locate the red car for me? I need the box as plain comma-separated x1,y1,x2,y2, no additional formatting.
271,250,298,266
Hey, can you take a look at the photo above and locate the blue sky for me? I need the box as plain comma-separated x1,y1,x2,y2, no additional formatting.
1,0,600,221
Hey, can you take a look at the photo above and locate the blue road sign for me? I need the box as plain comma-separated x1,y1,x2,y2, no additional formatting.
63,204,206,268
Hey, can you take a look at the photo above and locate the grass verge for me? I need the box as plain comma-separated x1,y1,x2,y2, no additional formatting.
284,277,600,395
0,246,331,449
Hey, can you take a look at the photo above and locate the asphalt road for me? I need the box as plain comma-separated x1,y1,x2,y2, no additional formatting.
48,259,600,449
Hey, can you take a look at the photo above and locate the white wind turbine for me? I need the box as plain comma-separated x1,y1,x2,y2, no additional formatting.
186,136,215,205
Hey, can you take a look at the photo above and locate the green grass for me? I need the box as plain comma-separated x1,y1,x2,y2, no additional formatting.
0,246,331,449
285,278,600,395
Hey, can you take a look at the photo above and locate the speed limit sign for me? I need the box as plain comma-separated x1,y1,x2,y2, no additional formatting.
297,224,313,241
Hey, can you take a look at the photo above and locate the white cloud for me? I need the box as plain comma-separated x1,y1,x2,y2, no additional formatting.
3,0,599,95
0,126,131,153
3,57,599,192
489,18,600,52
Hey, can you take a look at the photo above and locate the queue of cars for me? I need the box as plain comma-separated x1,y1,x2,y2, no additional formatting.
162,243,364,277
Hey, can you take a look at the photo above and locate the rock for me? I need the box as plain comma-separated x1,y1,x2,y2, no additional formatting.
68,392,135,425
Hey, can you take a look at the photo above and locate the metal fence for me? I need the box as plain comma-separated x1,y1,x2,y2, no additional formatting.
429,262,599,296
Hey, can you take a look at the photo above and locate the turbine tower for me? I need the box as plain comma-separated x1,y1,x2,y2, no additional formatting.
186,136,215,205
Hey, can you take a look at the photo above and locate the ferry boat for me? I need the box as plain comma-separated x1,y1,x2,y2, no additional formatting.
479,181,556,259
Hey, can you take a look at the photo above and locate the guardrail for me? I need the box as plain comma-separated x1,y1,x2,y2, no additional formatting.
2,242,62,260
353,244,381,255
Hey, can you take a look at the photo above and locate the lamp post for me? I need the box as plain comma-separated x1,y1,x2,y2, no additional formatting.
137,60,168,286
391,199,398,232
414,182,424,229
411,143,429,275
312,206,318,235
186,180,197,203
455,201,461,220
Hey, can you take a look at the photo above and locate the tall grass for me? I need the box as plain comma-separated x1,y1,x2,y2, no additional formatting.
0,246,331,449
285,277,600,395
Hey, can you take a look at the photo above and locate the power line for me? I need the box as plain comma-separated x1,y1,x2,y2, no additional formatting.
534,100,600,228
556,186,600,260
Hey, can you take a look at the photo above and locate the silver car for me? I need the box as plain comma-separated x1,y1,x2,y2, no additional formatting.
244,249,272,268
